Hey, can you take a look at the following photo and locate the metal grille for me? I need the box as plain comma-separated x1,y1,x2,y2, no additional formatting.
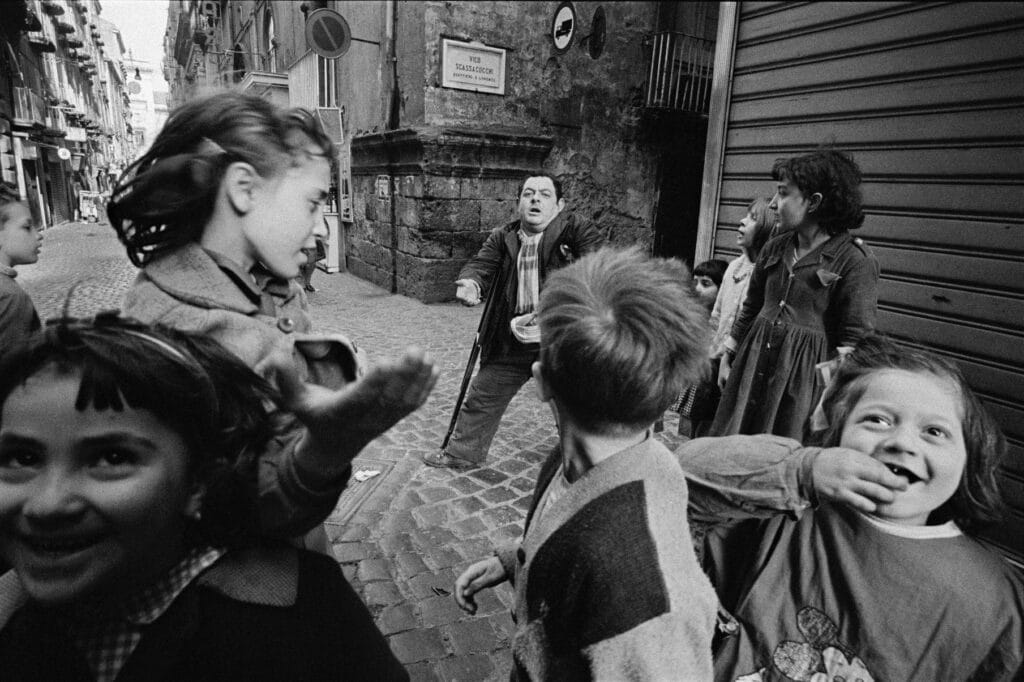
643,31,714,115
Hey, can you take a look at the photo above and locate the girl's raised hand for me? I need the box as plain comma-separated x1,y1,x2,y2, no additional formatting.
268,347,439,468
810,448,909,513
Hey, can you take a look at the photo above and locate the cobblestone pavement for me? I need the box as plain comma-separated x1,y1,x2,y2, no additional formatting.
20,221,688,681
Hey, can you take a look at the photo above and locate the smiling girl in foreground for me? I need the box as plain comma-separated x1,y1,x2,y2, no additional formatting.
681,336,1024,681
0,315,406,681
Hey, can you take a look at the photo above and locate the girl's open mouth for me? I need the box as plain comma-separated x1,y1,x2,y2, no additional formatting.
885,463,921,484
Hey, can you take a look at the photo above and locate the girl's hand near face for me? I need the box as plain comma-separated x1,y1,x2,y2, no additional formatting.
268,348,439,469
810,448,909,513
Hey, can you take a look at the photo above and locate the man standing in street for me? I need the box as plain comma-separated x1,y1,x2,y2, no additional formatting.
424,174,604,469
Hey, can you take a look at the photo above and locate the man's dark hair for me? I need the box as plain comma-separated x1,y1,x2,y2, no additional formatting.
518,173,563,201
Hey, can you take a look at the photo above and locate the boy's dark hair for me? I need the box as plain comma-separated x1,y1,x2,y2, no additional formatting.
108,91,334,267
746,197,778,259
808,334,1005,533
0,312,279,547
772,148,864,235
693,259,728,289
518,173,563,201
538,247,709,434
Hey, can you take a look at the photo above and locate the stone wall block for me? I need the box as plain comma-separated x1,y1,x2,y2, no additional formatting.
479,199,514,230
420,198,481,233
395,195,420,229
422,175,460,199
364,195,380,222
396,226,452,259
397,175,423,198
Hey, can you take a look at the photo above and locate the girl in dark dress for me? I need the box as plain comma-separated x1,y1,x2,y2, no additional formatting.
712,149,879,440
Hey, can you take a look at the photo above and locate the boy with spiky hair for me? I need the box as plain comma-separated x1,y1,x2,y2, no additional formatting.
455,247,717,680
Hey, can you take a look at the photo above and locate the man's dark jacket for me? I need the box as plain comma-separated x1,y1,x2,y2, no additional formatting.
458,212,605,362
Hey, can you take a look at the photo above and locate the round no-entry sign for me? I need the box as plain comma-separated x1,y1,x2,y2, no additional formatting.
305,8,351,59
551,1,576,54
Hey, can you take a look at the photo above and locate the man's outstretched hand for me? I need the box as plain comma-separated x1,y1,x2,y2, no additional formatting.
270,347,439,469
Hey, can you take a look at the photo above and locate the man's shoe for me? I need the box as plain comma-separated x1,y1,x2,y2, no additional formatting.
304,284,316,293
423,450,476,470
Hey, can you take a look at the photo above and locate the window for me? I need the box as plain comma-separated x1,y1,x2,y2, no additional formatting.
263,11,277,73
317,55,337,107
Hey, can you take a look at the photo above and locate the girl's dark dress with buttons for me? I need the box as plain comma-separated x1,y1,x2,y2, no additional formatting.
710,231,879,440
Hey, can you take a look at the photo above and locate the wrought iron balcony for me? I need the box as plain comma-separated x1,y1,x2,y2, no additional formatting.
642,31,715,116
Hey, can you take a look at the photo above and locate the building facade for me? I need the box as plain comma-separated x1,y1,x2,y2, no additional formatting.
1,0,136,226
162,0,718,300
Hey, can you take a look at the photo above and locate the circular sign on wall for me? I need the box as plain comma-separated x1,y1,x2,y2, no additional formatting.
550,1,576,55
305,8,351,59
57,148,71,161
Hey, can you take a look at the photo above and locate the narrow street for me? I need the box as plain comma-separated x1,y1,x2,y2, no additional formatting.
19,220,687,681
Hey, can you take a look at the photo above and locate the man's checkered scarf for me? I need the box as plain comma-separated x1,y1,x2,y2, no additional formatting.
515,229,543,314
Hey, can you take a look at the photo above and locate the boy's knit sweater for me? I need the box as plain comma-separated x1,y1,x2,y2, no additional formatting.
497,437,716,680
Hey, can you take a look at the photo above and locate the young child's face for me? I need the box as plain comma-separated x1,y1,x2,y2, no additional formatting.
769,179,814,232
243,142,331,278
737,211,758,251
839,369,967,526
693,275,719,309
0,203,42,268
0,368,200,606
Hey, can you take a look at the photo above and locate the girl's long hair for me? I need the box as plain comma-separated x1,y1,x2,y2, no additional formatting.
107,91,333,267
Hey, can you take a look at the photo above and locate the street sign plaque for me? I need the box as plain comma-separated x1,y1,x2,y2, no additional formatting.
305,8,351,60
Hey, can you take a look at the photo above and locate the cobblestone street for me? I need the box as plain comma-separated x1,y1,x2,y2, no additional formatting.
19,221,687,681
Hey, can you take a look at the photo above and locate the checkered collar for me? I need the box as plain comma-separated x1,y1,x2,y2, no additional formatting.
64,545,225,682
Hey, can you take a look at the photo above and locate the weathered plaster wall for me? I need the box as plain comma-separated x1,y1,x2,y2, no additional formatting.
418,1,662,248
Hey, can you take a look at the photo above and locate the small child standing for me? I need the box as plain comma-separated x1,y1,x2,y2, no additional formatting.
676,258,728,438
680,336,1024,681
455,247,717,680
0,315,407,681
0,187,42,362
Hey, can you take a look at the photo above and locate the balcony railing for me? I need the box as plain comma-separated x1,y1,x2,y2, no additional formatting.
643,31,715,115
13,87,46,128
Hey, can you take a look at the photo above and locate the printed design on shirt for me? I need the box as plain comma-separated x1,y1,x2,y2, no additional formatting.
735,606,875,682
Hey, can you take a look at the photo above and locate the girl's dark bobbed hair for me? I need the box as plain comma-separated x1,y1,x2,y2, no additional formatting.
107,91,334,267
0,311,281,547
772,147,865,235
808,334,1006,533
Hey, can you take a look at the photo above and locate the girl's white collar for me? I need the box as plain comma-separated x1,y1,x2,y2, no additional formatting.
857,511,962,539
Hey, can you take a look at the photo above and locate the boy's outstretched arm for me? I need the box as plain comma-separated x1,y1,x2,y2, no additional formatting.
679,435,906,523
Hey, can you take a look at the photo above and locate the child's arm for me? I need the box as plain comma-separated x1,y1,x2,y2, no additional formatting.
679,435,906,523
454,554,511,615
273,347,438,475
252,348,438,536
834,246,880,349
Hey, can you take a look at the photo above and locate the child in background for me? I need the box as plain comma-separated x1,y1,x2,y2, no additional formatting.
0,186,42,362
693,258,728,312
0,315,407,681
107,92,438,544
455,247,717,680
712,149,879,440
711,198,777,387
676,258,728,438
680,336,1024,681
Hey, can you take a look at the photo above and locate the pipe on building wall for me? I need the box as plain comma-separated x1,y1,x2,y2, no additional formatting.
388,0,399,293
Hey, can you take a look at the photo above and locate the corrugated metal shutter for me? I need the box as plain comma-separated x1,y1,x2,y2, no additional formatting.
701,2,1024,563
